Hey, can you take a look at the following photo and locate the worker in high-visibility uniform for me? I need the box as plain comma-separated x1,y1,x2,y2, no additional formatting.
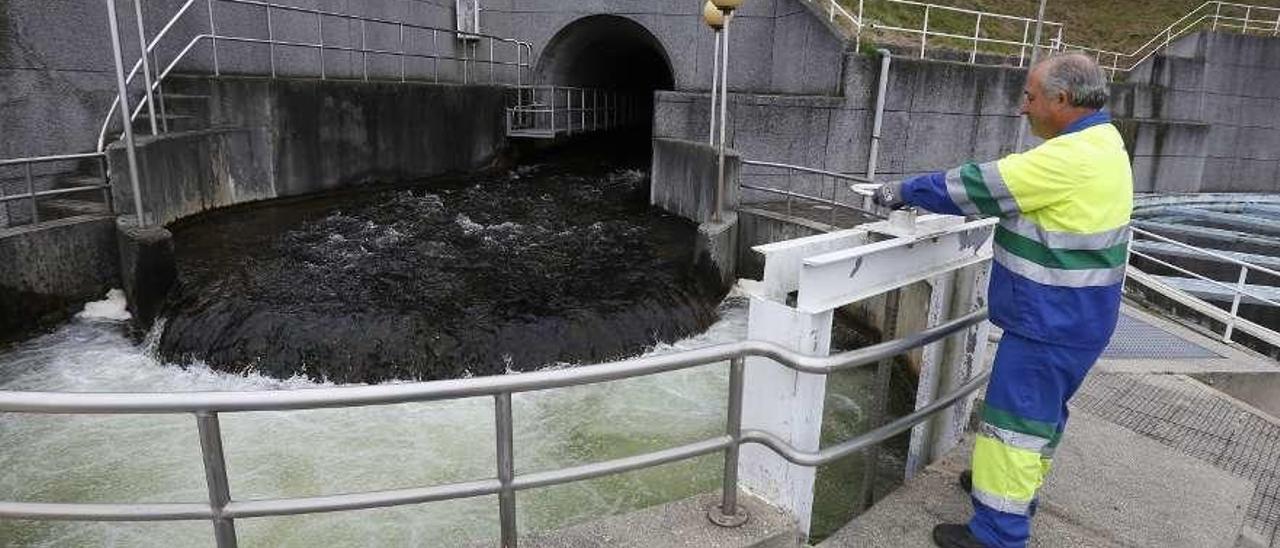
872,53,1133,548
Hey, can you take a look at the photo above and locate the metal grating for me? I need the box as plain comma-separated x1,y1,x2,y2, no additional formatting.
1074,373,1280,546
1101,313,1222,359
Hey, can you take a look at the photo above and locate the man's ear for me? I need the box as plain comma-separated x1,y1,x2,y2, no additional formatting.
1054,90,1070,107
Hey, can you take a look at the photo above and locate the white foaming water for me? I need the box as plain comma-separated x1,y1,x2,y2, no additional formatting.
0,294,749,547
75,289,131,322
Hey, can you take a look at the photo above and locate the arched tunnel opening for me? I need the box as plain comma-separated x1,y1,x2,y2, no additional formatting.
530,15,676,166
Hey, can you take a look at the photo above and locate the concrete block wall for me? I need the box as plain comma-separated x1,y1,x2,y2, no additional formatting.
0,216,119,341
1119,32,1280,193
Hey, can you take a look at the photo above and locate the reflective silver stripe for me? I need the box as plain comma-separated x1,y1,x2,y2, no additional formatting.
1000,218,1132,251
979,423,1050,453
944,167,981,216
972,488,1033,516
994,246,1127,288
978,161,1019,215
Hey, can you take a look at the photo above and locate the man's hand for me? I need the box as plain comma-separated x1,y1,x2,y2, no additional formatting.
872,181,907,210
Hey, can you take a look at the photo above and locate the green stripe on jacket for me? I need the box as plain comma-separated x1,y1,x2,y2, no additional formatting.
995,225,1128,270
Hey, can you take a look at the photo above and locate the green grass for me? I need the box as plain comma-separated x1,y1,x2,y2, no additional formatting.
842,0,1280,59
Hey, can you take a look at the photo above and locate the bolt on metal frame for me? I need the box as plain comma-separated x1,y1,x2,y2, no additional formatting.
0,309,989,548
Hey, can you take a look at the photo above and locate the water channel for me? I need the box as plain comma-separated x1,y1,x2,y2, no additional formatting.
0,142,910,545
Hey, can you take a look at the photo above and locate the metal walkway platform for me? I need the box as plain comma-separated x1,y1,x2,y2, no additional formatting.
820,304,1280,548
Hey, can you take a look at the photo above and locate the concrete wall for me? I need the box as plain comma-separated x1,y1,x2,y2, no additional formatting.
651,137,741,224
108,78,507,226
1109,32,1280,193
0,215,119,341
655,53,1026,202
660,32,1280,196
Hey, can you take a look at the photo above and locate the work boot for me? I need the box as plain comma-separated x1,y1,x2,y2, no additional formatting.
932,523,986,548
959,470,972,494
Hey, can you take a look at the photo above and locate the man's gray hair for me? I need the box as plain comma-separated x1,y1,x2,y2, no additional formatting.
1039,53,1109,109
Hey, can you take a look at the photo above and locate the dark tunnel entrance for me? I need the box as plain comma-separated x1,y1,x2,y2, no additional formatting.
535,14,676,145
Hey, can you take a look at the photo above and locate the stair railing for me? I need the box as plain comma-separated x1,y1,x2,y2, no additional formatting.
97,0,534,152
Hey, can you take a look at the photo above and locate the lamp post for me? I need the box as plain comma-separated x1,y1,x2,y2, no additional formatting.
704,2,724,146
711,0,743,224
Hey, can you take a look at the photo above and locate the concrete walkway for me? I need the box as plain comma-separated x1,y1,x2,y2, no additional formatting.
820,304,1280,548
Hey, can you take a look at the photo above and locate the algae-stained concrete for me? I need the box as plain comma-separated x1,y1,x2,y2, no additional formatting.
0,215,118,340
108,79,508,226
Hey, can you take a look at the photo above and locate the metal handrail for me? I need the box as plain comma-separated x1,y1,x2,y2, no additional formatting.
827,0,1277,75
96,0,534,151
0,152,111,225
1058,1,1280,76
1128,225,1280,344
0,307,989,548
739,158,882,226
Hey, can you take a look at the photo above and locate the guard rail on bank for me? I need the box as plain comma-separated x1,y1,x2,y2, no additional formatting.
0,309,989,548
0,152,111,226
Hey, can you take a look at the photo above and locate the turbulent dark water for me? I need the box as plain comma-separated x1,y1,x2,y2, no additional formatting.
159,153,725,382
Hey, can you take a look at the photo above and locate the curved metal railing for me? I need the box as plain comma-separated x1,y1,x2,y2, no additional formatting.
97,0,535,152
0,308,989,548
1127,225,1280,349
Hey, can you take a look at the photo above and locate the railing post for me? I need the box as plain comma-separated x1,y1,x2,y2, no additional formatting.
433,30,439,83
970,13,982,64
267,6,276,78
107,0,148,227
133,0,159,136
1244,6,1252,33
316,11,325,79
785,168,794,218
1213,2,1222,31
1019,21,1029,67
24,163,39,224
494,393,518,548
920,5,929,58
361,20,368,81
855,0,864,52
490,37,495,84
206,0,219,75
1224,265,1248,343
709,356,748,527
196,412,238,548
1274,12,1280,36
399,23,406,82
